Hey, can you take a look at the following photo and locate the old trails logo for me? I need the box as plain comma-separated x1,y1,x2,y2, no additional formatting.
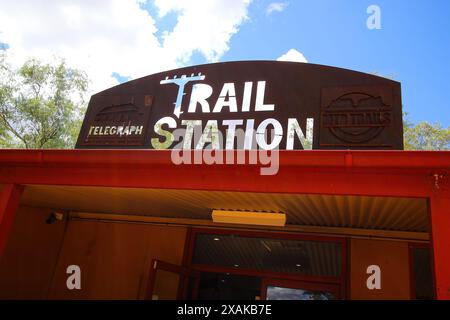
154,73,314,175
321,92,392,145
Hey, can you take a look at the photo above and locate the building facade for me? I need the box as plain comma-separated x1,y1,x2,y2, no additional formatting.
0,61,449,300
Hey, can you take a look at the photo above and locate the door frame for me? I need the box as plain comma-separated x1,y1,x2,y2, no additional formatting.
146,259,200,300
184,227,347,299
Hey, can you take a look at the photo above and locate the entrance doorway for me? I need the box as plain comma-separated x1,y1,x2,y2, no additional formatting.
147,228,346,300
197,272,261,300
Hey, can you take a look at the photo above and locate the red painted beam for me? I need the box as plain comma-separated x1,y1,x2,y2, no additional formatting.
430,193,450,300
0,149,448,198
0,149,449,170
0,184,24,257
0,165,435,197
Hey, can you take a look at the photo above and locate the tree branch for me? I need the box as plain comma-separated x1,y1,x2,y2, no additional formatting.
0,111,29,148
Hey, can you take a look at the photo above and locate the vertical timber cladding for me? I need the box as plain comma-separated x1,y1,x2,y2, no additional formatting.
76,61,403,150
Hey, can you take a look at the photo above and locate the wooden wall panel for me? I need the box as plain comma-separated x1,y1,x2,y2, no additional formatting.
48,219,187,299
0,206,67,299
350,238,411,299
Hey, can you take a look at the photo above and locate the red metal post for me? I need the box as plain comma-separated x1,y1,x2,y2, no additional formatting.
430,191,450,300
0,184,24,257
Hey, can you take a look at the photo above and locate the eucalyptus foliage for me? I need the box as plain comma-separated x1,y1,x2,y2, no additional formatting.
0,56,88,148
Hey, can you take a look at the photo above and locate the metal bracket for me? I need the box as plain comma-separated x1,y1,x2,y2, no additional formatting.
431,172,449,191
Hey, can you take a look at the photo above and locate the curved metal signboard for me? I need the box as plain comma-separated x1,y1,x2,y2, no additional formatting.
76,61,403,150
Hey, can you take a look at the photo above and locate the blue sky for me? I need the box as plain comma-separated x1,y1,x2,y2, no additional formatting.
0,0,449,126
149,0,450,126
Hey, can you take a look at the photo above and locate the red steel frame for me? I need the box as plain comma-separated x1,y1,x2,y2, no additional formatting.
0,149,449,299
0,184,23,256
184,227,347,299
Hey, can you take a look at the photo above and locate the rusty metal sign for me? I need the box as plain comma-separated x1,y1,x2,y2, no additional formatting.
76,61,403,150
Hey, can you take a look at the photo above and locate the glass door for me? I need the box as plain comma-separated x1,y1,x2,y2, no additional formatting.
146,259,199,300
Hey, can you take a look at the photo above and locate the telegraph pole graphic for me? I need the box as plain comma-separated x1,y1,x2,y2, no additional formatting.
160,73,206,118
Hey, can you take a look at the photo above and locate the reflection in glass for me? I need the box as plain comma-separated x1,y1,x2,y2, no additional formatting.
266,286,335,300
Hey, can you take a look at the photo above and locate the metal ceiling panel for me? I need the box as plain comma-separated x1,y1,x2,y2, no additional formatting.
21,185,429,232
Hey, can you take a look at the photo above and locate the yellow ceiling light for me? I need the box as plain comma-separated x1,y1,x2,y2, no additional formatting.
211,210,286,227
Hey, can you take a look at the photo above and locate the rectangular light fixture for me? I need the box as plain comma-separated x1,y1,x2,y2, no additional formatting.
211,210,286,227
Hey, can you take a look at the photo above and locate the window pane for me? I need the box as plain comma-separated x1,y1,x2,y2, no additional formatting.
266,286,336,300
192,233,342,277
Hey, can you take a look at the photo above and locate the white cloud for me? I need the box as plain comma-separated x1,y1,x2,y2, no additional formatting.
277,49,308,63
266,2,288,15
0,0,252,94
155,0,252,63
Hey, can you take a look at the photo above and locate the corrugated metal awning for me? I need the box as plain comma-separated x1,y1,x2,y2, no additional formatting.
21,185,429,233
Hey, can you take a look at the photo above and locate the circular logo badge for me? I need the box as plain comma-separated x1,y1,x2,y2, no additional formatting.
322,92,391,144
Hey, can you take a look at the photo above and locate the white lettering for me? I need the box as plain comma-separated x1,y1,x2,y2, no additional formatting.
181,120,202,149
213,83,238,113
188,83,213,113
196,120,220,149
366,265,381,289
152,117,176,149
256,118,282,150
66,265,81,290
367,5,381,30
241,81,253,112
223,119,243,149
286,118,314,150
255,81,274,111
